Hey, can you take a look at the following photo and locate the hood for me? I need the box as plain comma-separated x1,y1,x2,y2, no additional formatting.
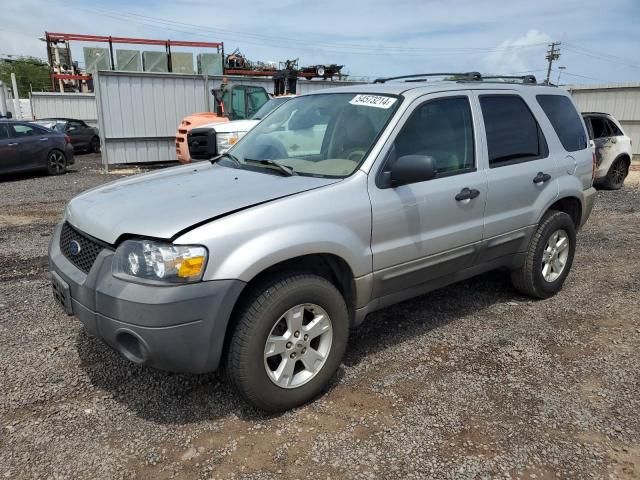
66,163,340,244
203,119,259,132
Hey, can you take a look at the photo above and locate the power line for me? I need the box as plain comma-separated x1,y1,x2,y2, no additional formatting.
78,5,549,58
563,42,640,69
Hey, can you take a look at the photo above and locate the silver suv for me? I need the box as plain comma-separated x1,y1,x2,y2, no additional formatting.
49,73,596,411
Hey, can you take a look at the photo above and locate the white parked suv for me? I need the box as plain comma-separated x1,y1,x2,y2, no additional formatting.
582,112,632,189
49,73,596,411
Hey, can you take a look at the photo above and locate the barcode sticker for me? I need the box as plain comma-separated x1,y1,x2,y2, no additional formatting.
349,94,397,109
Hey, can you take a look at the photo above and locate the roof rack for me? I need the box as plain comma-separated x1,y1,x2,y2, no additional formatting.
481,75,538,84
373,72,482,83
372,72,541,85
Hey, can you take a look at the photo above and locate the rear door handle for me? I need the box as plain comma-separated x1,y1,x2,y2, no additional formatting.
39,137,49,141
455,187,480,201
533,172,552,184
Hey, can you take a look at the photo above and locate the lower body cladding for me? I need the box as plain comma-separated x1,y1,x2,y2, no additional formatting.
48,224,245,373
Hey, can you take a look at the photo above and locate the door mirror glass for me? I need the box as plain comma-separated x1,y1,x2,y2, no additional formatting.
391,155,437,186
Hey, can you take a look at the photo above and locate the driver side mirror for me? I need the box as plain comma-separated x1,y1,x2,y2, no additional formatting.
389,155,437,187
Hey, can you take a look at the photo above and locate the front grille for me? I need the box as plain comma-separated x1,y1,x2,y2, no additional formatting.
60,222,105,273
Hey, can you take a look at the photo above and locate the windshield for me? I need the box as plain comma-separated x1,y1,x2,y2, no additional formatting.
229,93,400,178
251,97,291,120
34,120,65,132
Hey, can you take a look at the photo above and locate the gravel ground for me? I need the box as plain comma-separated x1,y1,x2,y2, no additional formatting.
1,155,639,479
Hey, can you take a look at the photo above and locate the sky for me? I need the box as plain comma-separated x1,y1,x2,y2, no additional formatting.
1,0,639,85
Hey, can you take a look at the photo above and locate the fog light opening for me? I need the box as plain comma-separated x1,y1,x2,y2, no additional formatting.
116,331,148,364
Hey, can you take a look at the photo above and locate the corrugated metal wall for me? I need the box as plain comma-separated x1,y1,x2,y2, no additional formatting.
568,84,640,156
30,92,98,126
95,70,364,165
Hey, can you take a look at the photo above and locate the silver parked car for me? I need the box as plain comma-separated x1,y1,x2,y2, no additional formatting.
49,73,596,411
582,112,632,189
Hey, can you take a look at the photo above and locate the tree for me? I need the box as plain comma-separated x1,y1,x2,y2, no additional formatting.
0,57,50,98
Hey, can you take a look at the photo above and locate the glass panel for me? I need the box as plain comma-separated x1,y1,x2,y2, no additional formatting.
480,95,544,167
590,117,609,139
394,96,475,176
536,95,587,152
230,93,400,178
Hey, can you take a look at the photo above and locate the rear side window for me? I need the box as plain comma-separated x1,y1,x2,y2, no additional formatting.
605,118,623,136
536,95,587,152
480,95,548,168
589,117,609,139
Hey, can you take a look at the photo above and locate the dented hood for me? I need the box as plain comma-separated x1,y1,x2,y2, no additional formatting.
65,162,339,245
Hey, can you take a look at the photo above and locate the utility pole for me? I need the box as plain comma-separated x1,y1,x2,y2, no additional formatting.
545,42,561,85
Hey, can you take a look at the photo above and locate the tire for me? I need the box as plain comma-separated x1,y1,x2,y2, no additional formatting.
90,136,101,154
227,273,349,412
601,158,628,190
511,210,576,299
46,150,67,176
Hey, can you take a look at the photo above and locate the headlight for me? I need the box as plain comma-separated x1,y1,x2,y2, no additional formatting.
113,240,208,284
216,132,239,153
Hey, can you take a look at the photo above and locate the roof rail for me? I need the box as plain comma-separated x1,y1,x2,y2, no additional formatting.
372,72,544,85
373,72,482,83
481,75,538,84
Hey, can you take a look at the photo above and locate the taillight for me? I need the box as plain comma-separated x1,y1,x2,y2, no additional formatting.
592,151,597,180
64,134,71,144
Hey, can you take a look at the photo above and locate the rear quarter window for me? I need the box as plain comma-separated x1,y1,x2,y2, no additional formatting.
536,95,587,152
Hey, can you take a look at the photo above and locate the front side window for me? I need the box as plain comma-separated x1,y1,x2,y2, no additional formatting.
536,94,587,152
392,96,475,177
230,93,400,178
246,87,269,119
480,95,548,168
0,124,9,140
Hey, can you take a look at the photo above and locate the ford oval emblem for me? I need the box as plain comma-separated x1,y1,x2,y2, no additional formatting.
69,240,82,256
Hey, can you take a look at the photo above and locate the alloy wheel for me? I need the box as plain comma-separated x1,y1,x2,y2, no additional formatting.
48,152,66,174
541,229,570,283
263,303,333,389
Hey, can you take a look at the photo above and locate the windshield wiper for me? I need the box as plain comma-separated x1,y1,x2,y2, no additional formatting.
244,158,296,176
211,152,242,168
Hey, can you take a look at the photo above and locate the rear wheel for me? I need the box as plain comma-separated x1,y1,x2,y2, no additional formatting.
601,158,628,190
511,210,576,299
90,136,101,154
227,273,349,411
46,150,67,175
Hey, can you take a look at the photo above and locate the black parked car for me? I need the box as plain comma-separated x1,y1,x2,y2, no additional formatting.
34,118,100,153
0,120,75,176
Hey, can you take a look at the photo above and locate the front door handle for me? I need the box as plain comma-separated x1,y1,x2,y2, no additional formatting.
7,142,19,147
533,172,552,184
455,187,480,201
39,137,49,141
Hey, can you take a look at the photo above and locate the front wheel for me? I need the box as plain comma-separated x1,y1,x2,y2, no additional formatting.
227,273,349,411
511,210,576,299
46,150,67,175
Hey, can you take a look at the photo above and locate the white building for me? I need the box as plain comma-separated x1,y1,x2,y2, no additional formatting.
567,83,640,160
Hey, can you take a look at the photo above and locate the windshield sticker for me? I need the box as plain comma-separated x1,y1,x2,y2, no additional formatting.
349,94,397,109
